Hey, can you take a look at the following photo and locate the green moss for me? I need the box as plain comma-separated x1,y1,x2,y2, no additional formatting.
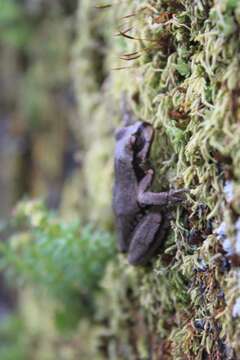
71,0,240,357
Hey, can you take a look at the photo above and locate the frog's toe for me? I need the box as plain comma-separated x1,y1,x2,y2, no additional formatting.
169,188,189,203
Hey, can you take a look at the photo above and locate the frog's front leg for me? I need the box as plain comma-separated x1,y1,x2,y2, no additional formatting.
128,211,167,265
137,170,187,207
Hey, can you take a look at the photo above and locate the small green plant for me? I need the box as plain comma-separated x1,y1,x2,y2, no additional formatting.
0,200,116,330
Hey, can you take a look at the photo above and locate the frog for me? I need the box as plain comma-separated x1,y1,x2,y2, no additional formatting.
112,116,187,266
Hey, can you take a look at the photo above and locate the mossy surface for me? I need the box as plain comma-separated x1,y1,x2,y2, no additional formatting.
72,0,240,358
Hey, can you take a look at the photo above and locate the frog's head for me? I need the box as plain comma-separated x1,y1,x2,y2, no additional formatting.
115,121,154,162
131,122,154,162
115,121,154,180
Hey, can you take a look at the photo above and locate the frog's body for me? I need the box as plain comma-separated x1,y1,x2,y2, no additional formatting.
113,120,187,265
113,122,144,254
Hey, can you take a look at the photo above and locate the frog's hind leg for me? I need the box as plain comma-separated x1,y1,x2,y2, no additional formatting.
128,212,168,266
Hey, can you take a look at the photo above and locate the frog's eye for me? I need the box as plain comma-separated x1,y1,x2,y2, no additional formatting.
115,128,126,140
133,133,145,152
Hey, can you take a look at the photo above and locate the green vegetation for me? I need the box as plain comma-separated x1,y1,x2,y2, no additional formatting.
0,200,116,330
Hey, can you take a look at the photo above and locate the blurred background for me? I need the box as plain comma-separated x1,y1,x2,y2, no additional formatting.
0,0,119,358
0,0,80,217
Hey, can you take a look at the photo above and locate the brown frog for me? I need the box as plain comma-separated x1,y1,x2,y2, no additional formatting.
112,114,187,266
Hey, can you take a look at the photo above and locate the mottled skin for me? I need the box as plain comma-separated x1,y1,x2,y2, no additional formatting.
113,121,187,265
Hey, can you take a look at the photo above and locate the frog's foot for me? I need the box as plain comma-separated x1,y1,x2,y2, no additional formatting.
167,188,189,204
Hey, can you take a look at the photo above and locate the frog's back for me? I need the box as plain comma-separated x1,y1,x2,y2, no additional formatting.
113,158,139,216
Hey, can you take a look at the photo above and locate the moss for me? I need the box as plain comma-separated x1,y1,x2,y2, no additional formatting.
70,0,240,358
